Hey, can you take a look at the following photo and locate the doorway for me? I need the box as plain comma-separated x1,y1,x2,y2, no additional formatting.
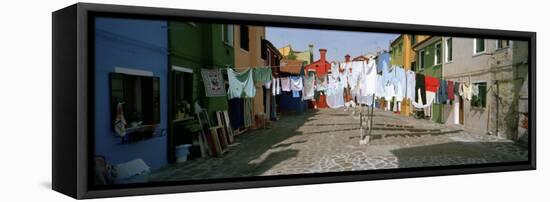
168,65,195,163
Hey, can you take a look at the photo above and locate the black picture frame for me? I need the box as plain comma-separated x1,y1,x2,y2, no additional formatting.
52,3,536,199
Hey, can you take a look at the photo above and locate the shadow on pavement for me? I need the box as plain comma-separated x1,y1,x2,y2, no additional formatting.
148,110,317,182
389,141,528,168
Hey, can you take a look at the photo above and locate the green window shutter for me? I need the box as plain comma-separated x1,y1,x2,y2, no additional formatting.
480,84,487,108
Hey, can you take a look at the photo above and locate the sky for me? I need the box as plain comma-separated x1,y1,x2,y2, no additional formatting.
266,27,399,62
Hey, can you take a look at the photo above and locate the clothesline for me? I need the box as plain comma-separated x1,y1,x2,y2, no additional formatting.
203,62,485,110
214,65,291,70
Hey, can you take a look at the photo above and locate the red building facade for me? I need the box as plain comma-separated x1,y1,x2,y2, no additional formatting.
305,49,331,108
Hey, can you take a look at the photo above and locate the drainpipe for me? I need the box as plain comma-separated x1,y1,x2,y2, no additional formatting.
495,80,499,137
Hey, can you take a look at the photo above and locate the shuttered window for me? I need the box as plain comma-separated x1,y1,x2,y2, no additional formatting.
471,82,487,108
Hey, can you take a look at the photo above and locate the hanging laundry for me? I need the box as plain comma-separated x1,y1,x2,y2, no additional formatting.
228,98,244,129
253,67,273,83
330,63,340,78
425,92,436,116
458,82,464,96
437,79,447,104
382,65,396,91
272,78,281,96
349,61,363,95
376,74,386,99
264,80,272,89
201,68,227,97
411,90,435,109
292,90,300,98
454,82,460,97
227,68,256,99
280,77,291,92
326,74,345,108
340,62,351,86
359,60,377,97
393,67,406,102
447,80,455,101
316,75,328,92
377,51,390,74
270,91,278,120
405,70,416,102
340,64,352,103
384,83,396,100
357,94,376,106
424,75,440,93
415,73,427,105
302,74,315,100
472,83,479,97
290,76,303,91
462,83,473,100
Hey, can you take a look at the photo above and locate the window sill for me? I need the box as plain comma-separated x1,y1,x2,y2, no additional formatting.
223,41,233,48
472,51,488,57
240,48,249,53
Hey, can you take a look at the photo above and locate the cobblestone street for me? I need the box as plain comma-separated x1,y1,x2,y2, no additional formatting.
149,108,528,182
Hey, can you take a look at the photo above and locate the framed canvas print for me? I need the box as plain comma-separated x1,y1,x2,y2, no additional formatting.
52,3,536,199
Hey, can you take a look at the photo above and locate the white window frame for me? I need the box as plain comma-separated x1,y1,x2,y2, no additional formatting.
418,50,425,70
114,67,154,77
445,38,453,63
172,65,193,73
434,42,442,65
471,81,488,108
473,38,486,55
221,24,234,47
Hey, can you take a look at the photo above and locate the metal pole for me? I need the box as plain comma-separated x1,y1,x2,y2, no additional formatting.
369,94,375,137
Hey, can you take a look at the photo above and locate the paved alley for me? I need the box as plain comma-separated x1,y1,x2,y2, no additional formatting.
148,108,528,182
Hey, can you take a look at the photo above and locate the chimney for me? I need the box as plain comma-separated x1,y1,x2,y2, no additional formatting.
345,54,351,63
319,49,327,63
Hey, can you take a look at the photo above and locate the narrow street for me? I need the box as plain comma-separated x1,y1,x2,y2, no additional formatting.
149,108,528,182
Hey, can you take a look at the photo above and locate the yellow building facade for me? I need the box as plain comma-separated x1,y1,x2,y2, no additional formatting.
390,34,430,115
391,34,430,71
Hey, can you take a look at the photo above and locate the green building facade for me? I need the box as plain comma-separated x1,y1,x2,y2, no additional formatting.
414,37,443,123
168,22,234,116
390,37,404,67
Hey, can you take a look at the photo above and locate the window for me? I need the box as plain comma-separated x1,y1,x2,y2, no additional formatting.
411,35,417,45
239,25,249,51
445,38,453,62
110,73,161,129
261,40,267,60
435,42,442,65
471,82,487,108
474,38,485,54
496,39,509,49
173,70,194,118
221,24,233,47
418,50,425,70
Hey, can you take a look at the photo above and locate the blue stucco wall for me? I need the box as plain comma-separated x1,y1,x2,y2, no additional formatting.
94,17,168,170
